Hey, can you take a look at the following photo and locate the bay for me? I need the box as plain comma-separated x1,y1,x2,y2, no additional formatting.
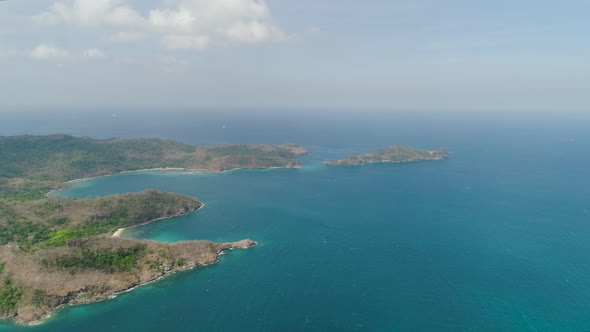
1,111,590,331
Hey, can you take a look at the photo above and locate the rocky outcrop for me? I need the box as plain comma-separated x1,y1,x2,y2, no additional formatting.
0,237,256,325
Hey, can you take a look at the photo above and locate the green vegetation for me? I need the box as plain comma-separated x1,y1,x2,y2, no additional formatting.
0,178,59,201
32,289,47,307
0,135,194,181
0,190,201,250
0,279,22,315
323,145,452,166
0,220,52,249
0,135,252,252
0,134,264,324
52,244,146,273
0,135,305,198
146,259,165,273
177,258,186,267
204,145,296,160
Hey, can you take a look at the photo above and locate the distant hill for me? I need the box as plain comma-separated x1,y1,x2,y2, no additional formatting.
0,134,307,200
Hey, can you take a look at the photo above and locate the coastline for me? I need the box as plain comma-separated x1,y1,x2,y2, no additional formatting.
24,236,256,327
323,155,453,166
47,165,301,197
46,168,204,197
111,203,206,238
18,164,283,325
60,168,203,189
322,147,452,166
1,136,302,326
24,258,206,327
111,228,126,238
217,165,303,174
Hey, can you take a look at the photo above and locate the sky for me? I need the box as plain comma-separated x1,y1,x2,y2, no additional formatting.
0,0,589,112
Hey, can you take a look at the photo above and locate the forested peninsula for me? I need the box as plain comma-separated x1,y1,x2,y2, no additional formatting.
0,134,307,200
323,145,452,166
0,134,304,325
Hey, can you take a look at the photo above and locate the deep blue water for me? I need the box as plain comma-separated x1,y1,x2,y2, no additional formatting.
1,111,590,331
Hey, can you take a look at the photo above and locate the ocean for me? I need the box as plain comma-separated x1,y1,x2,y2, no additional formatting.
1,110,590,331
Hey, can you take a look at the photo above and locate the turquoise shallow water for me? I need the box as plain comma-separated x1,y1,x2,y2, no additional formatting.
1,111,590,331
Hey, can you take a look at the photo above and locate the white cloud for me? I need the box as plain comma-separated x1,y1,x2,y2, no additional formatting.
162,35,210,49
34,0,290,50
148,8,196,32
31,43,70,60
83,48,105,58
31,44,106,62
223,21,285,44
33,0,144,27
107,30,147,43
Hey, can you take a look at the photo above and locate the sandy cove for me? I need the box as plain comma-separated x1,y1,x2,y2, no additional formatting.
111,203,206,238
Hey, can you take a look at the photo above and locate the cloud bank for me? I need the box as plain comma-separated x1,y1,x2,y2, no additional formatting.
30,44,70,60
34,0,289,50
30,43,106,62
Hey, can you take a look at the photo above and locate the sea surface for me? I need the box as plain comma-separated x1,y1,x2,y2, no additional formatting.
1,110,590,331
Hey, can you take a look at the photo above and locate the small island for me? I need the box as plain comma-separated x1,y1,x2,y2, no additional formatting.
0,134,305,325
323,145,452,166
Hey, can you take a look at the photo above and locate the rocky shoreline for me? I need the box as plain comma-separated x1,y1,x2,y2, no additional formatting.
2,238,256,326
